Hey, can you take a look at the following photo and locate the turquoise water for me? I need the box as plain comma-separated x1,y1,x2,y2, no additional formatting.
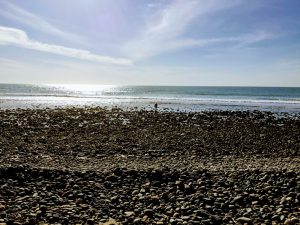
0,83,300,112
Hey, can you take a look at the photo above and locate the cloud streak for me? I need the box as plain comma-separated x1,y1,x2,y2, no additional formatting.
124,0,274,59
0,1,80,42
170,31,275,48
0,26,132,65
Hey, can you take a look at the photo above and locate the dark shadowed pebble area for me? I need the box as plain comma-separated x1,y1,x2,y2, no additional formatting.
0,107,299,225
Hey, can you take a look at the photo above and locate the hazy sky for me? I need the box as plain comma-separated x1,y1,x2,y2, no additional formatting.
0,0,299,86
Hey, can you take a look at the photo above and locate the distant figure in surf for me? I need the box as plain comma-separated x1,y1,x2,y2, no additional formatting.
154,103,158,109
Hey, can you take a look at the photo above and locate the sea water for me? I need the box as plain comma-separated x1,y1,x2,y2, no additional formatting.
0,83,300,112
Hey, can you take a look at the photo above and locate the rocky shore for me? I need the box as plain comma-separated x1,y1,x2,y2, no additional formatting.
0,107,299,225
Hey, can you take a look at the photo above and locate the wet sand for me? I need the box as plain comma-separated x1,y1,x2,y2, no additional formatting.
0,107,299,224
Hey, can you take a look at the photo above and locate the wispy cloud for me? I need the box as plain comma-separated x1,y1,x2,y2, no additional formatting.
0,1,80,42
124,0,274,59
0,26,132,65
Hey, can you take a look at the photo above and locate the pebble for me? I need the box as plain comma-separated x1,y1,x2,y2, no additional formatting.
0,108,298,224
125,211,135,217
144,209,154,217
0,205,5,212
236,217,252,224
133,218,141,223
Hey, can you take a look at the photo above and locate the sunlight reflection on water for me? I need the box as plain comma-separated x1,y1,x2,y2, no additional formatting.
45,84,119,96
0,84,300,112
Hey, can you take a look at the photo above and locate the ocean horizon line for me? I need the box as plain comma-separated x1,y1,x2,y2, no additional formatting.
1,82,300,88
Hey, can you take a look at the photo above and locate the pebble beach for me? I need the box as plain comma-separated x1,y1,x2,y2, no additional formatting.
0,107,299,225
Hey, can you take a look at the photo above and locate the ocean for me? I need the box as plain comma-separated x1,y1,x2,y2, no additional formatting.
0,83,300,112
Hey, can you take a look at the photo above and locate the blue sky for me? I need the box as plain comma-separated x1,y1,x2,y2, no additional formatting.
0,0,299,86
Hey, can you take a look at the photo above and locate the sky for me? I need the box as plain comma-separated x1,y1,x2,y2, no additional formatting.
0,0,299,86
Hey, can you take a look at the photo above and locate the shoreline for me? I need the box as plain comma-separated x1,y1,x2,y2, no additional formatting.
0,107,299,224
1,96,300,113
